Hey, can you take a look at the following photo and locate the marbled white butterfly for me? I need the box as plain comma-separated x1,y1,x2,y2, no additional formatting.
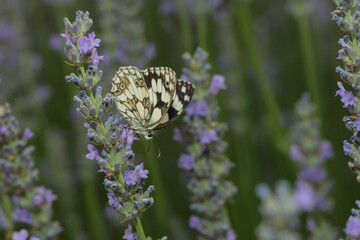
111,66,195,139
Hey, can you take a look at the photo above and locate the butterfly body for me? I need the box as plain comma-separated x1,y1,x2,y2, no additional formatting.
111,66,194,139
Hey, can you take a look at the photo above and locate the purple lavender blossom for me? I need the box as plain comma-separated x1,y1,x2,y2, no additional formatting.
123,225,134,240
178,154,195,170
189,215,201,230
319,140,333,160
85,144,101,162
135,163,149,181
294,181,315,212
209,75,226,94
120,129,138,147
12,229,29,240
0,125,7,135
159,1,177,16
299,167,325,183
23,128,34,141
78,32,101,53
345,216,360,237
91,48,104,67
336,81,354,107
200,130,218,145
185,100,209,117
13,208,32,224
107,193,120,208
290,144,304,162
124,170,137,186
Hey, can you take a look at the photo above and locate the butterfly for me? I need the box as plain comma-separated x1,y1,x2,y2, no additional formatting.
111,66,195,140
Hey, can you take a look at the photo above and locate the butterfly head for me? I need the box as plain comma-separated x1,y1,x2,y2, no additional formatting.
144,131,154,140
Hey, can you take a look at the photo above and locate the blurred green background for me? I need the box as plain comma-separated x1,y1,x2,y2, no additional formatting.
0,0,356,239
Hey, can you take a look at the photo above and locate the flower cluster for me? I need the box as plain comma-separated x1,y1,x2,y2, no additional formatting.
256,94,336,239
333,0,360,181
96,0,155,68
62,11,155,239
256,181,300,240
332,1,360,238
0,103,62,239
174,48,237,240
289,93,336,238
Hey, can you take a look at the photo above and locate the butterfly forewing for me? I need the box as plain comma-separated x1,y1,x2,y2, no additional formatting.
154,80,195,130
141,67,177,129
111,66,151,127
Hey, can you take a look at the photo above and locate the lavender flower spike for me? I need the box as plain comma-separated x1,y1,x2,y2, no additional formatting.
290,93,336,238
175,48,237,239
62,11,159,240
0,103,62,239
333,1,360,239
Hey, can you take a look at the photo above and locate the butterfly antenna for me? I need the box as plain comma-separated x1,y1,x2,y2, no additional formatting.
152,135,162,160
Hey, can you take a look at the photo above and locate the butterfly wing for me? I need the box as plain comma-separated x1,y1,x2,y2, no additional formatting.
141,67,177,129
111,66,151,127
153,79,195,130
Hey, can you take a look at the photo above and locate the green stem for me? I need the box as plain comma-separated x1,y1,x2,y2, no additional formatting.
175,0,193,52
234,2,286,153
142,141,168,235
134,217,147,240
1,195,13,224
196,0,208,51
296,4,321,117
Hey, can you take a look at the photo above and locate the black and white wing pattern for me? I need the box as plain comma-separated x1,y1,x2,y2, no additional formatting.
141,67,177,129
111,66,194,137
153,79,195,130
111,66,151,128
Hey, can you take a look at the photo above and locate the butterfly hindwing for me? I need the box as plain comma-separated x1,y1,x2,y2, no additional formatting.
141,67,177,129
111,66,151,127
153,79,195,130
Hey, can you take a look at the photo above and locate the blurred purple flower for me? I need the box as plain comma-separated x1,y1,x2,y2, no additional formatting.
135,163,149,181
173,128,183,144
345,216,360,237
0,125,7,135
33,187,57,206
186,100,208,117
30,236,41,240
123,225,134,240
336,81,354,107
145,43,156,60
209,75,226,94
299,167,325,183
49,34,63,52
217,229,237,240
319,140,333,160
189,215,201,230
178,154,195,170
290,144,304,162
23,128,34,141
124,170,137,186
13,208,32,224
36,85,51,102
91,48,104,67
159,1,177,16
86,144,101,162
12,229,29,240
294,181,315,211
78,32,101,53
356,117,360,132
84,122,90,130
107,193,120,208
200,130,218,145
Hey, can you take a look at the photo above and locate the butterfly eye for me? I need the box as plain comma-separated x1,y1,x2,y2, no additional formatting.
120,83,126,90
